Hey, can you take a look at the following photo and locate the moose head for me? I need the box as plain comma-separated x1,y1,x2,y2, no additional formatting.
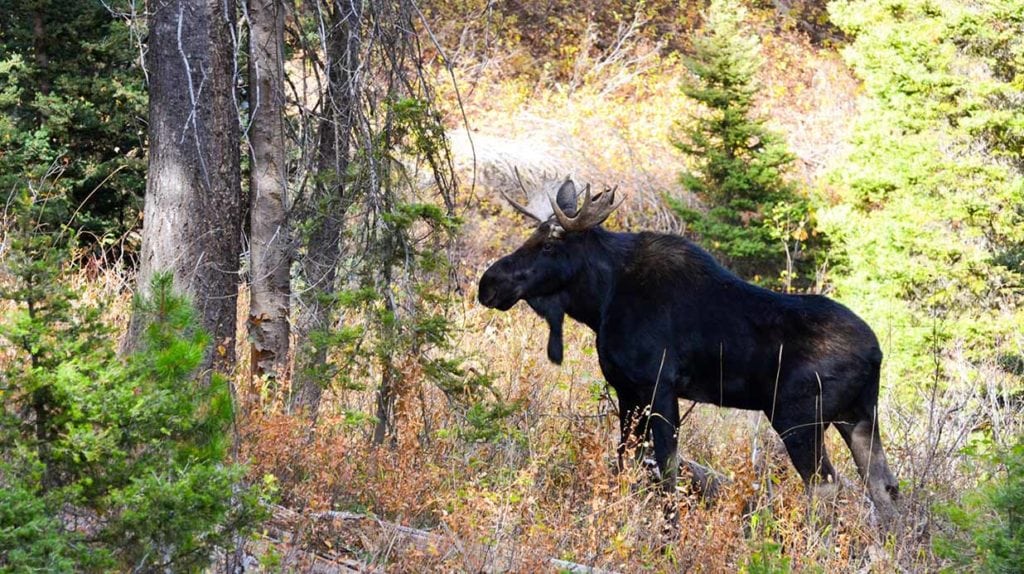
477,171,622,364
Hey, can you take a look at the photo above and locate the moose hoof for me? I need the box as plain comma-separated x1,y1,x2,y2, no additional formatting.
811,481,841,504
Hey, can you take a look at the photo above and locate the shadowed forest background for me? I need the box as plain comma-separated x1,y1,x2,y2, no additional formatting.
1,0,1022,571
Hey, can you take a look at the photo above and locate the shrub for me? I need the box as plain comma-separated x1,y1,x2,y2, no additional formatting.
936,439,1024,573
0,190,267,571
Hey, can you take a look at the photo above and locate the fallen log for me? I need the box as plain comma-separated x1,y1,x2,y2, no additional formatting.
262,504,620,573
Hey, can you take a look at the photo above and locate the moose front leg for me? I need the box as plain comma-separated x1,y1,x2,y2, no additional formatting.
649,392,681,494
649,392,681,534
617,393,648,471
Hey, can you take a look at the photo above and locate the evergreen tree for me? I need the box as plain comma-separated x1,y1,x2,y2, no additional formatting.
824,0,1024,391
669,0,816,286
937,439,1024,573
825,1,1023,561
0,0,147,253
0,190,267,571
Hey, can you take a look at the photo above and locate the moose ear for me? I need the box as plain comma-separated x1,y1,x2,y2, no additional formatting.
555,178,578,217
526,296,565,365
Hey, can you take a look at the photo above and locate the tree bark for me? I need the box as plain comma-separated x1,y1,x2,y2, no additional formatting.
372,322,399,445
128,0,241,377
288,2,361,415
32,5,50,95
247,0,290,380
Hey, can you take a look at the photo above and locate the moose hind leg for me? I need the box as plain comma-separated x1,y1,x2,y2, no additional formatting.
836,417,898,517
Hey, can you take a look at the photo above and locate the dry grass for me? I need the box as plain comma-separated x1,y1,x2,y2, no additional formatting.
239,302,1022,572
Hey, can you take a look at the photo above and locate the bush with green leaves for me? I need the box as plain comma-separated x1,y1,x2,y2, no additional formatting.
823,0,1024,397
0,191,267,571
669,0,820,287
936,439,1024,573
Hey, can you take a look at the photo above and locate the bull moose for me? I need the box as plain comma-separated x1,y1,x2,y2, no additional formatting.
478,175,899,518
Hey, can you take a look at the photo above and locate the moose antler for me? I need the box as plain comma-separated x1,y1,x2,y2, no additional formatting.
500,168,621,228
550,184,622,231
498,167,543,221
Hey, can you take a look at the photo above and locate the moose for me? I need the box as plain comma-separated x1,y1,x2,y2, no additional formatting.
478,175,899,518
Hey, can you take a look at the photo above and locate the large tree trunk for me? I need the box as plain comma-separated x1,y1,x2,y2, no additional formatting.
128,0,241,376
32,5,50,95
288,3,361,415
247,0,290,380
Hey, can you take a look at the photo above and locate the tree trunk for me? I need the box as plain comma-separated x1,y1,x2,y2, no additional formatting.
288,3,361,415
373,302,399,445
128,0,241,377
247,0,290,380
32,5,50,95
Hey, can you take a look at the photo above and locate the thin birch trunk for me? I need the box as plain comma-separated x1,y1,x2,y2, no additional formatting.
247,0,291,380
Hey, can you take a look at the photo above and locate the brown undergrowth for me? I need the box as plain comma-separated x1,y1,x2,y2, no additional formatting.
240,330,1017,572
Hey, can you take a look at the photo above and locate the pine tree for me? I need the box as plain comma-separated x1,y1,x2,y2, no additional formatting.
0,0,148,252
669,0,815,286
0,190,267,571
